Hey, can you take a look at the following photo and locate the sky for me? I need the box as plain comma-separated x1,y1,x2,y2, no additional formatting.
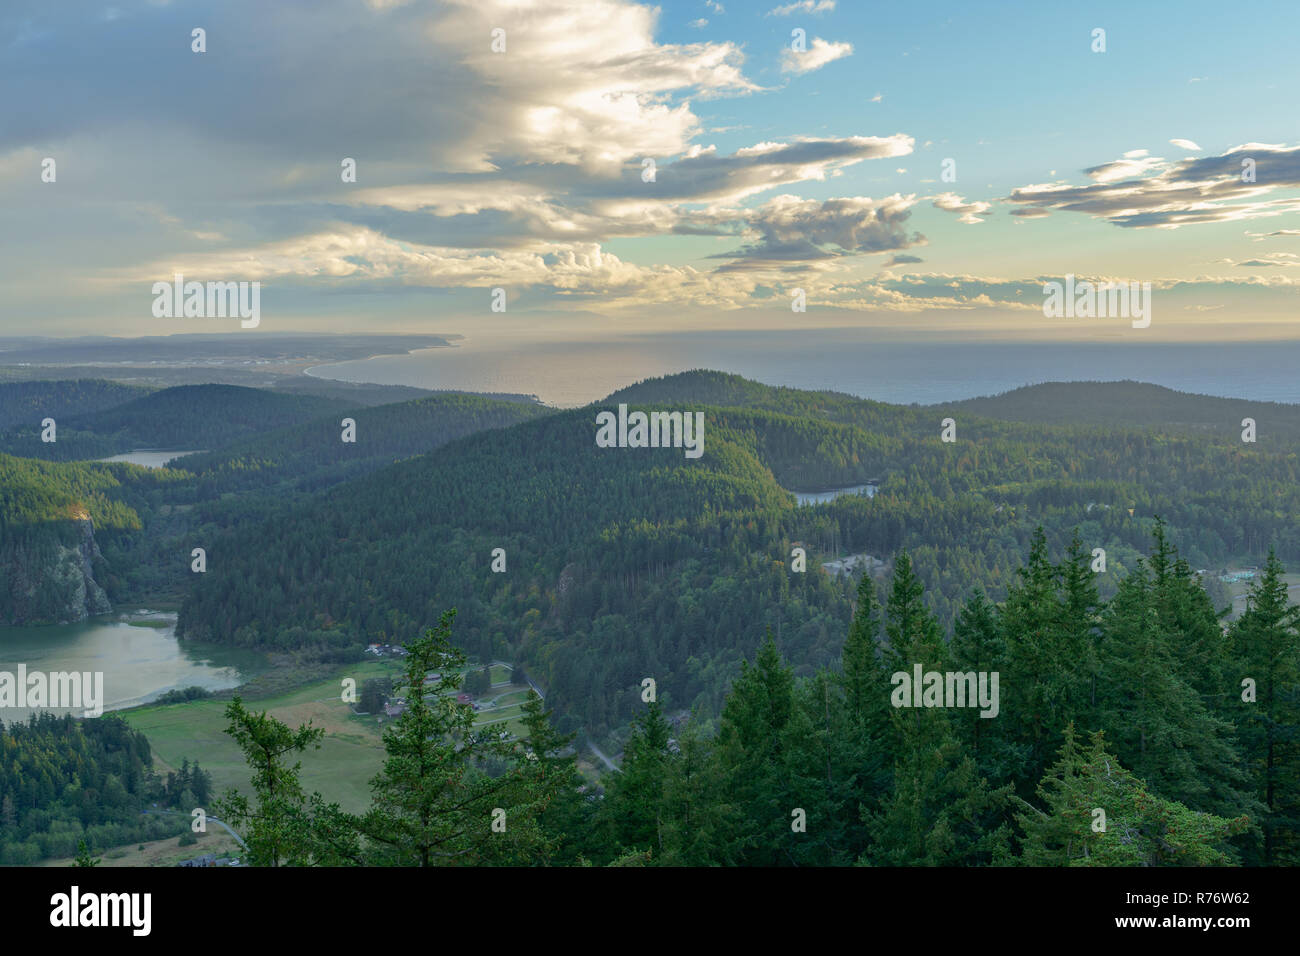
2,0,1299,342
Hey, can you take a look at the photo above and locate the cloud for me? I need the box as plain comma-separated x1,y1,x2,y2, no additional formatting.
690,18,708,28
712,193,924,264
1170,138,1202,151
1229,252,1300,267
884,254,924,267
932,192,992,224
781,37,853,74
1006,143,1300,228
1083,152,1167,184
1247,229,1300,240
768,1,835,14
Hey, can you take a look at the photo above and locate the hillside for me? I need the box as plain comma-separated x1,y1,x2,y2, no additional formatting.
0,388,562,620
0,379,154,430
940,380,1300,446
178,392,555,493
175,371,1300,734
0,454,181,624
0,384,350,461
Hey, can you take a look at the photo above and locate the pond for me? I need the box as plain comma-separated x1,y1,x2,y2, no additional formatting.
93,450,206,469
0,612,265,723
788,483,878,506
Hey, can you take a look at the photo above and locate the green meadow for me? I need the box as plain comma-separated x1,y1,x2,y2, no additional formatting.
123,659,536,815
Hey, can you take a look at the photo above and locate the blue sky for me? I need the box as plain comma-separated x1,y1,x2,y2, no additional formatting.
2,0,1298,341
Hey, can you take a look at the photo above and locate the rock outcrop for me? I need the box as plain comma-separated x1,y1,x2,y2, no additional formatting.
0,515,112,625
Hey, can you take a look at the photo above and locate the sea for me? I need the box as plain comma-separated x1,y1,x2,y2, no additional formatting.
303,329,1300,408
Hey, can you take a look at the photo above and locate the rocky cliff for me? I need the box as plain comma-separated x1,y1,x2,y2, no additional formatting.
0,515,112,626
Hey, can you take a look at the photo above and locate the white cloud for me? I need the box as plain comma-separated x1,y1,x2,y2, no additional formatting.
781,37,853,74
768,1,835,15
1170,138,1202,151
1247,229,1300,240
932,192,992,224
1007,143,1300,228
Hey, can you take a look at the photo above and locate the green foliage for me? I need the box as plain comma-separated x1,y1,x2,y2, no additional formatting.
1015,726,1249,866
0,713,188,864
212,697,341,867
0,384,349,461
358,609,559,865
1228,550,1300,864
74,838,100,867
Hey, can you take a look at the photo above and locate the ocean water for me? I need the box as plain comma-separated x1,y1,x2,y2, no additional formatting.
304,330,1300,408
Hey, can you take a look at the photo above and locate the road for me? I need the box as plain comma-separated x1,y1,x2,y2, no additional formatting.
492,660,617,771
587,740,618,772
142,808,248,851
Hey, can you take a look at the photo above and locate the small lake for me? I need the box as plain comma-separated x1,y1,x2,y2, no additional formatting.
94,450,206,469
0,613,265,723
790,484,878,506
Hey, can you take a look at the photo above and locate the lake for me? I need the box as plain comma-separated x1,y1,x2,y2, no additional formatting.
790,484,878,506
0,613,265,723
94,450,206,469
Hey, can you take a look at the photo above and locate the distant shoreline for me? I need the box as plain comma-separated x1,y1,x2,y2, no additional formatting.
302,340,460,380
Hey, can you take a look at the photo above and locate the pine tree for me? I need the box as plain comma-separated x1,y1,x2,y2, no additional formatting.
1097,558,1258,824
949,589,1022,784
658,716,733,866
1016,725,1249,866
518,690,587,864
214,697,329,867
715,633,798,865
865,558,1011,866
1228,550,1300,864
359,609,550,866
594,700,673,858
73,838,100,868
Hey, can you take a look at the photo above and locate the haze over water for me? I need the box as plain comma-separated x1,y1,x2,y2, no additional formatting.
306,331,1300,408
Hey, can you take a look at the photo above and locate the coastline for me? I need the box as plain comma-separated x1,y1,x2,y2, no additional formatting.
302,339,461,380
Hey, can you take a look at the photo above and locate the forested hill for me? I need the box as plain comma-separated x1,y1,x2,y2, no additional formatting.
0,385,560,621
0,384,350,461
0,379,153,430
0,454,182,624
939,381,1300,445
178,393,555,493
177,372,1300,733
606,370,910,433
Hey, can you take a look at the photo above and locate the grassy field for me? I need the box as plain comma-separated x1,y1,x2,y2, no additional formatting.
1223,571,1300,620
40,829,242,868
123,659,538,816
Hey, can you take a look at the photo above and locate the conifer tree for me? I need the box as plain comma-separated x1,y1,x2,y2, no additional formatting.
359,609,551,866
1228,550,1300,865
1016,725,1248,866
215,697,330,867
594,699,673,858
1095,564,1257,823
715,633,798,865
